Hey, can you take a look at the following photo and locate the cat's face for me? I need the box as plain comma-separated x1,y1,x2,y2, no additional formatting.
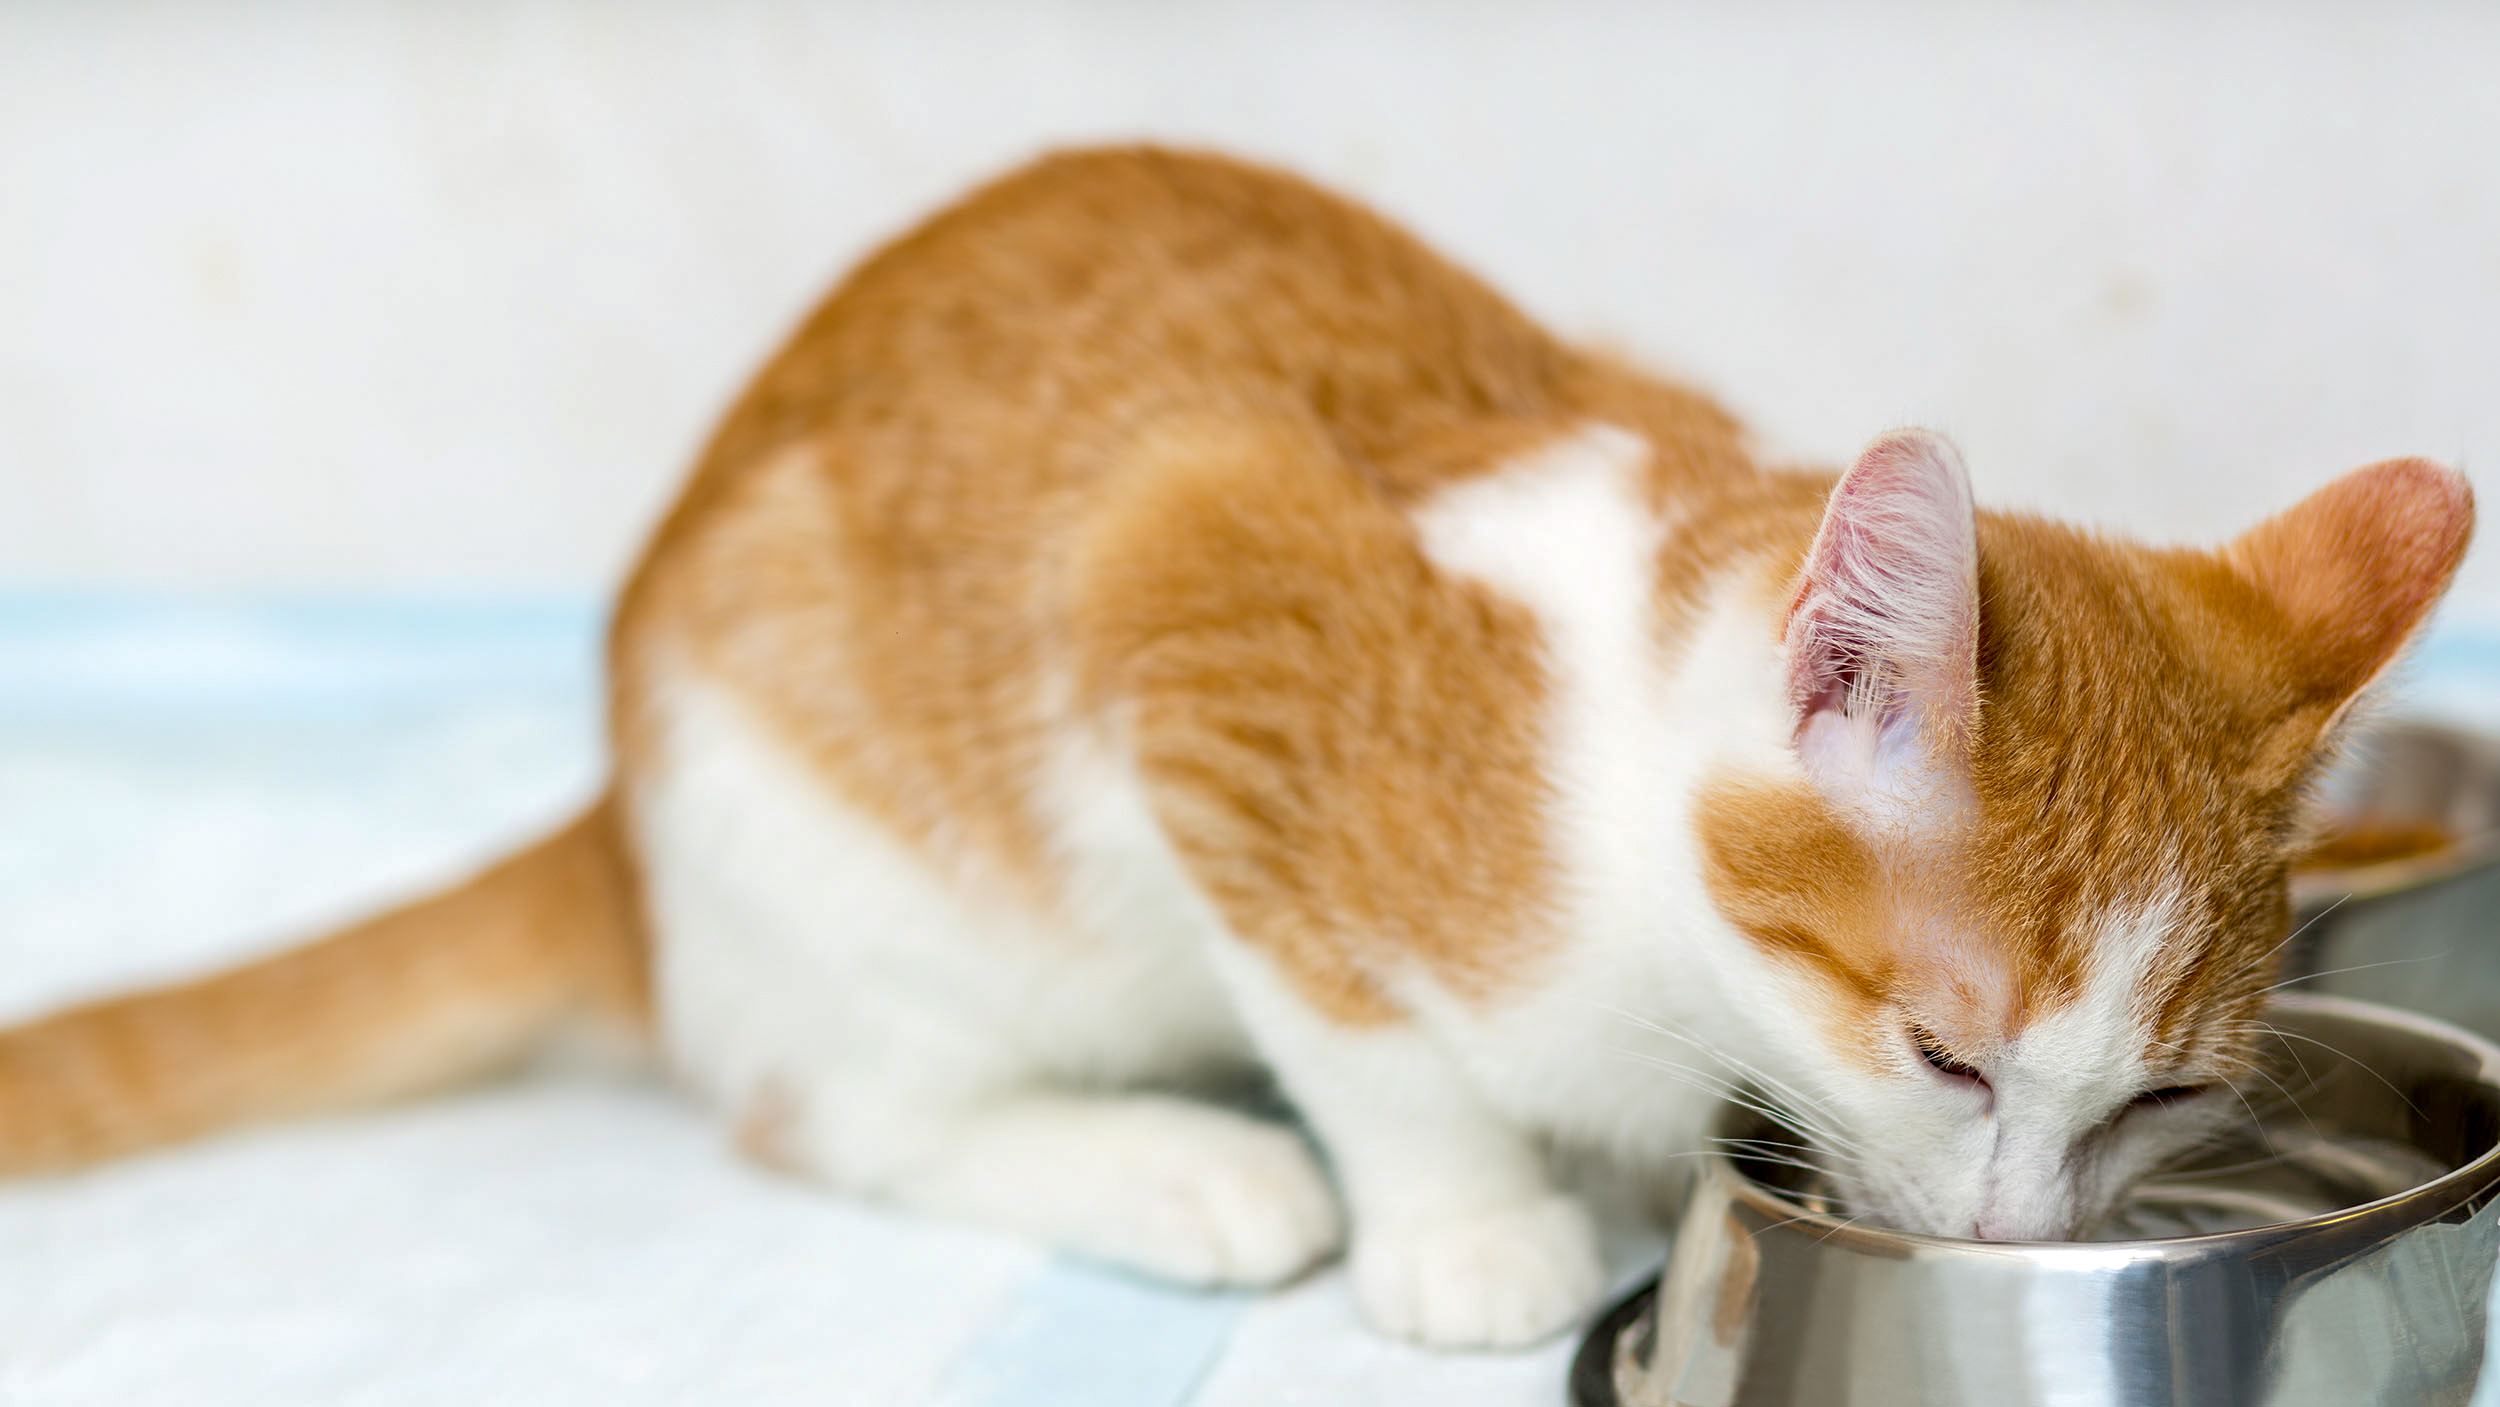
1701,430,2472,1240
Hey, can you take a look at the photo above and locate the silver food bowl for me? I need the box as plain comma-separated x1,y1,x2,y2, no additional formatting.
1573,995,2500,1407
2288,722,2500,1043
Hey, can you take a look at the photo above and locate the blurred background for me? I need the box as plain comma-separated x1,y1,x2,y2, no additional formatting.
9,2,2500,606
3,4,2497,1404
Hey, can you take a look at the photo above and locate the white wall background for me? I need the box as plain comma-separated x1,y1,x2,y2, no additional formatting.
5,1,2498,623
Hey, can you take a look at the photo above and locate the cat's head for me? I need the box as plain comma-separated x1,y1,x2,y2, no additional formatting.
1700,429,2473,1240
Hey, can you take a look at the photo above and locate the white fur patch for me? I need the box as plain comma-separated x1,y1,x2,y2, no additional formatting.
2010,895,2185,1118
1931,894,2196,1239
628,667,1248,1184
1412,423,1675,977
627,665,1350,1285
1204,927,1605,1347
1403,423,1809,1162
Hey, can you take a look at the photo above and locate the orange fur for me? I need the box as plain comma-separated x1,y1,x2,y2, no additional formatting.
0,143,2471,1200
611,147,1756,1018
0,800,645,1172
1699,488,2470,1075
1068,408,1556,1019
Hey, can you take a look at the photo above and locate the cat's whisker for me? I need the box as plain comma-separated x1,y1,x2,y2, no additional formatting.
2234,894,2351,983
1756,1203,1868,1237
2231,1060,2319,1134
1593,1004,1804,1101
2245,1041,2338,1107
2236,1020,2422,1119
1611,1049,1866,1158
2217,1078,2287,1166
2225,1070,2336,1159
1711,1134,1860,1175
1810,1209,1880,1244
2260,952,2447,995
1713,1133,1828,1156
1590,1003,1834,1112
1595,1020,1854,1136
1593,1003,1855,1134
2147,1142,2303,1183
1656,1148,1834,1179
2224,1019,2320,1089
1613,1050,1824,1130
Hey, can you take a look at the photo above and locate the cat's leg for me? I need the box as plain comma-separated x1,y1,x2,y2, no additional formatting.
1070,406,1611,1345
708,964,1345,1287
1213,947,1605,1348
631,666,1342,1287
736,1032,1344,1287
867,1091,1341,1286
712,978,1344,1288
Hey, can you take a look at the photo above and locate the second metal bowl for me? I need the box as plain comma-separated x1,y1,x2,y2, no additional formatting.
2288,722,2500,1042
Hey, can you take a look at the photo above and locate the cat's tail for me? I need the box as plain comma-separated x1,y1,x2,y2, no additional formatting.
0,796,650,1173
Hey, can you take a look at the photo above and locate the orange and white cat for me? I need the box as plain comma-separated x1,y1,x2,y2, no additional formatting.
2,147,2472,1349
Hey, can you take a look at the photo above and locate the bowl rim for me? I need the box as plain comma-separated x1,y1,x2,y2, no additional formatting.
2291,835,2500,906
2290,721,2500,905
1703,993,2500,1263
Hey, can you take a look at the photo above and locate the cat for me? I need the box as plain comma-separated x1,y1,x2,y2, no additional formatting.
1,146,2471,1350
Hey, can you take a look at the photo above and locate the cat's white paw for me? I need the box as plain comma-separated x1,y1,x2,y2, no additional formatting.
1085,1109,1344,1286
1351,1193,1605,1349
882,1095,1343,1287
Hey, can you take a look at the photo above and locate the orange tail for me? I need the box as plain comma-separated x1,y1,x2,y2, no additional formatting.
0,796,649,1172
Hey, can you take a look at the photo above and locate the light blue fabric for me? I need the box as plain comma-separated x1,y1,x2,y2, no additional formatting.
0,592,603,728
933,1263,1249,1407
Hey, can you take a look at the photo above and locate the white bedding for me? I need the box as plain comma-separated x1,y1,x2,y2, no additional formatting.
5,601,2492,1404
0,601,1665,1406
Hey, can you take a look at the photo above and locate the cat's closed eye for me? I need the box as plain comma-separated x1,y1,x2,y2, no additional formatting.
1908,1022,1987,1087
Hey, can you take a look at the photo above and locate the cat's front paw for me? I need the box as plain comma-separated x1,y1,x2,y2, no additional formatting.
1013,1101,1344,1288
1351,1193,1604,1349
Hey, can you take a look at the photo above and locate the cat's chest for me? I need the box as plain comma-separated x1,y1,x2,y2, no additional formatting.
1389,424,1798,1158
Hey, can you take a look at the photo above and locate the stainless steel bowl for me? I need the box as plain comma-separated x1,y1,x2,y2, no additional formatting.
2289,722,2500,1042
1574,995,2500,1407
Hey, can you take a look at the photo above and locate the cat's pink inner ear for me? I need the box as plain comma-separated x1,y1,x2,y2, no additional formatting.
2227,458,2474,704
1782,429,1982,735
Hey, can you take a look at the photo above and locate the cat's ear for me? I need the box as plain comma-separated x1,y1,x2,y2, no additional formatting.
1782,429,1981,810
2226,457,2473,711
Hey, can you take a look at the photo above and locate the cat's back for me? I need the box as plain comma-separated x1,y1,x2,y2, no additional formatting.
632,145,1753,627
711,145,1582,486
613,147,1756,888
